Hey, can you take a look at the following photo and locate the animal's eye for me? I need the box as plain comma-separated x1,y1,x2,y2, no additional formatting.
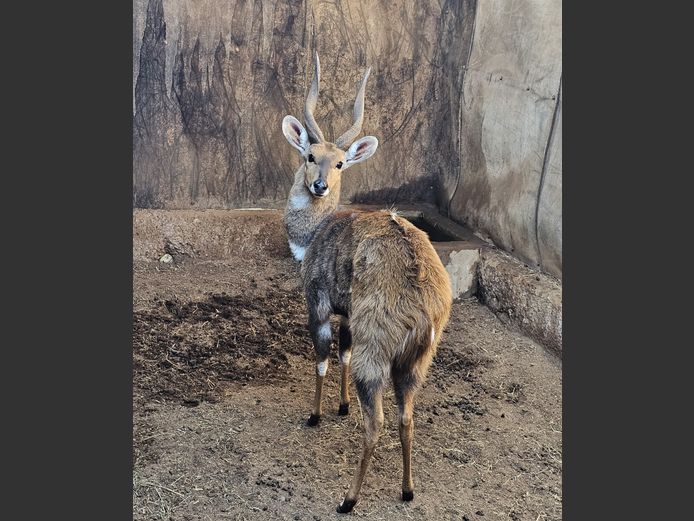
307,154,315,163
336,161,343,169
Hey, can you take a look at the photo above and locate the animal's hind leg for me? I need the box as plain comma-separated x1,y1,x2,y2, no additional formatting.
337,376,384,513
338,317,352,416
392,368,421,501
306,295,332,427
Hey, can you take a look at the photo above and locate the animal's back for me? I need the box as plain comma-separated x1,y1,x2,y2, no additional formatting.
304,209,452,385
349,210,451,383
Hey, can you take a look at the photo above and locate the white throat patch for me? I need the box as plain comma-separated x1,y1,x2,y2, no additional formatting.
289,191,311,209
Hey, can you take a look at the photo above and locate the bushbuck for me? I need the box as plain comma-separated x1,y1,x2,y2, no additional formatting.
281,53,452,513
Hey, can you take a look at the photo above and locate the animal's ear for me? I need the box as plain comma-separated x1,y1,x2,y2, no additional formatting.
344,136,378,168
282,115,309,154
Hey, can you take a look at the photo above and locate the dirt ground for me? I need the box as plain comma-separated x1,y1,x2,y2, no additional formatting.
133,250,562,520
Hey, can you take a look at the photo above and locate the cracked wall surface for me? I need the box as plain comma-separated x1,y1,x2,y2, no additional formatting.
133,0,562,277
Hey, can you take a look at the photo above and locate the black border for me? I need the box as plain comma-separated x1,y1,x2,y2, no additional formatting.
563,1,686,518
5,2,133,519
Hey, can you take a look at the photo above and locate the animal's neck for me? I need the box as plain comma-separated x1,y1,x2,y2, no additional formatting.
284,165,341,260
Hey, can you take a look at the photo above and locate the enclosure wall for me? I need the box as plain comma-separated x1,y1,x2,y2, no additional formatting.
133,0,562,277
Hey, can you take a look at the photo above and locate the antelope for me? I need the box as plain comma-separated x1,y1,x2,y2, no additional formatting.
281,53,452,513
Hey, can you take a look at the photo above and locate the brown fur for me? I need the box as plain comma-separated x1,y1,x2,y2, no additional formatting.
302,210,451,385
281,53,452,513
295,207,452,511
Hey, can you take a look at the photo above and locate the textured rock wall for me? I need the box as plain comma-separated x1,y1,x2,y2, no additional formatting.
133,0,562,276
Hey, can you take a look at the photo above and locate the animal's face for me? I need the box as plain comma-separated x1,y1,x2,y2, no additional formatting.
282,116,378,199
303,143,346,197
280,53,378,200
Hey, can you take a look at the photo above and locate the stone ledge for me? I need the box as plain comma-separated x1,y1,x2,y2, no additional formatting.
477,248,562,356
433,242,480,300
133,209,289,262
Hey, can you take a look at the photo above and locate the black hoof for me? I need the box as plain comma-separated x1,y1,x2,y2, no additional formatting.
336,499,356,513
306,414,320,427
338,403,349,416
402,490,414,502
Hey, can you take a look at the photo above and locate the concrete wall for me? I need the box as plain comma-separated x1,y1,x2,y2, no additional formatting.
133,0,562,277
445,0,562,277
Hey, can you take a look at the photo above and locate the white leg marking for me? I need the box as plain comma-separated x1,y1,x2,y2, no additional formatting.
289,242,306,261
317,360,329,376
340,351,352,365
431,326,436,345
318,322,332,341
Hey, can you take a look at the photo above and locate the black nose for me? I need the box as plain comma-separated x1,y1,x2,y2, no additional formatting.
313,179,327,194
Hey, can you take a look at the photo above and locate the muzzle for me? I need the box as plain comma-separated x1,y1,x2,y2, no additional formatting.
311,179,328,197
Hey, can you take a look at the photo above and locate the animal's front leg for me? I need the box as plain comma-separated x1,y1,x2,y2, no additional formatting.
307,308,332,426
